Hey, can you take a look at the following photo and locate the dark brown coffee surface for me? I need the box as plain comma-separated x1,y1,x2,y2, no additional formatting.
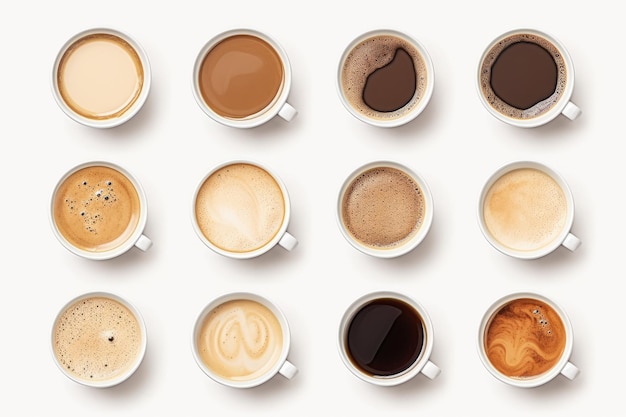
347,298,424,376
363,48,416,112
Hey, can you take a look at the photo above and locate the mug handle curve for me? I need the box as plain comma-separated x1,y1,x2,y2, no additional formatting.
134,234,153,252
278,102,297,122
279,360,298,380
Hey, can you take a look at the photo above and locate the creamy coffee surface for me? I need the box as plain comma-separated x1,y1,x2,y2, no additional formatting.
341,167,425,249
52,296,143,383
483,168,567,252
197,299,283,381
57,33,144,120
485,298,566,378
52,165,141,253
195,163,285,253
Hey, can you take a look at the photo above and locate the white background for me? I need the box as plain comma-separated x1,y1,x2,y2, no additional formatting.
1,0,622,415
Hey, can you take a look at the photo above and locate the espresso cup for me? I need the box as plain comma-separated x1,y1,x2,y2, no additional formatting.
478,161,580,260
337,161,433,258
50,161,152,260
192,160,297,259
337,29,434,128
476,28,581,128
477,292,579,388
192,28,297,128
192,292,297,388
52,27,151,128
338,291,440,386
51,291,147,388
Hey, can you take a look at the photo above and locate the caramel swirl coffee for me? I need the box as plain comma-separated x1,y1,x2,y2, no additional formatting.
484,298,566,378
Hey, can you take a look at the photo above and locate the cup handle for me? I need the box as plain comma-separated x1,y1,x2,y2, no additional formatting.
279,360,298,379
134,234,153,252
278,102,297,122
562,232,581,252
279,232,298,251
560,361,580,380
420,360,441,380
562,101,581,121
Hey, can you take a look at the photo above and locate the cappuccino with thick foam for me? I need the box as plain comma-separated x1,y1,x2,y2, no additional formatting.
483,168,567,252
194,163,286,253
196,299,283,381
52,295,144,384
484,298,566,378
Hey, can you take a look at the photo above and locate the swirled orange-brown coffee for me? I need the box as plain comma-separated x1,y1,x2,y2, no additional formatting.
197,299,283,381
341,167,425,249
485,298,566,378
195,163,285,253
340,33,429,121
52,165,141,253
483,168,567,252
52,296,143,383
479,32,567,120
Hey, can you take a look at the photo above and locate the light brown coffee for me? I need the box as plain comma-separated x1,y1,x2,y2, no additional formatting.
340,33,429,122
198,34,284,119
341,166,426,249
52,295,143,383
194,163,286,253
483,168,567,252
196,299,283,381
52,165,141,253
484,298,566,378
57,33,144,120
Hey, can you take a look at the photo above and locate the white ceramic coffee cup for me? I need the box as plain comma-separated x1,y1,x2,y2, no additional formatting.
50,161,152,260
191,292,297,388
51,27,151,128
476,28,580,128
477,291,579,388
338,291,440,386
337,161,433,258
192,28,297,128
191,160,297,259
337,29,434,128
51,291,148,388
477,160,580,259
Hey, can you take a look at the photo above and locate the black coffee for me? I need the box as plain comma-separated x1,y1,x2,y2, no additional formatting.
346,298,424,377
363,48,416,112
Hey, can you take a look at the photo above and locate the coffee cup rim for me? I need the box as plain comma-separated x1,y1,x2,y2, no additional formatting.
336,160,434,258
337,291,435,386
191,28,292,129
191,292,292,389
476,27,576,128
477,291,575,388
51,27,152,129
477,160,575,260
49,160,149,260
50,291,148,388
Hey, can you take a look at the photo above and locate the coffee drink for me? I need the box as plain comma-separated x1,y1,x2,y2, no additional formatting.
339,31,431,123
341,166,426,250
52,294,145,386
482,167,567,252
478,31,568,120
198,34,284,119
195,299,284,382
56,32,145,122
346,297,424,377
484,297,567,378
194,162,286,253
52,164,142,253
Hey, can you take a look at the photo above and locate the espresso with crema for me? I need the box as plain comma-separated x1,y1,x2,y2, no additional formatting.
198,34,284,119
483,168,567,252
484,298,566,378
52,165,141,253
57,33,144,120
340,33,429,121
194,163,286,253
196,299,283,381
52,295,143,383
341,166,426,250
